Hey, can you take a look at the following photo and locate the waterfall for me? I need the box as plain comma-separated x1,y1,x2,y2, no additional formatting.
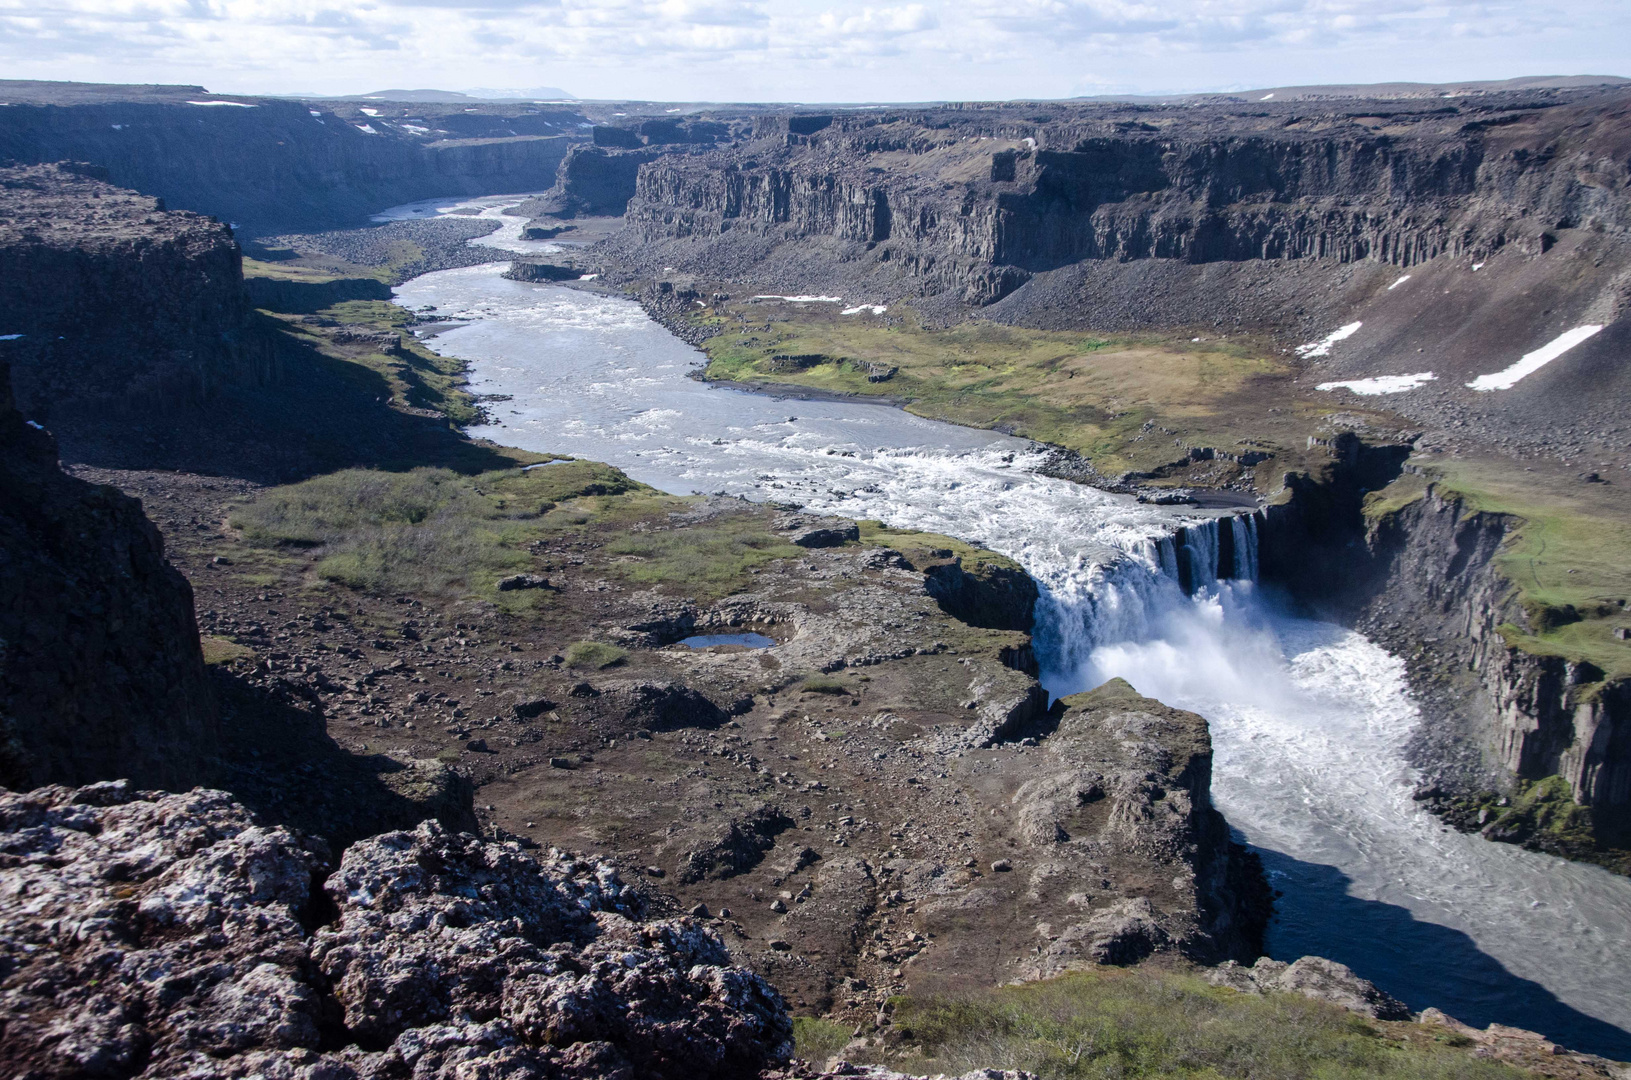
1033,511,1263,699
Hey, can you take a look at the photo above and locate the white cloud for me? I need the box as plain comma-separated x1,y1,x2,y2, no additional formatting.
0,0,1624,100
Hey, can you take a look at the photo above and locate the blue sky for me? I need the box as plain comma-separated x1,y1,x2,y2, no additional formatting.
1,0,1625,101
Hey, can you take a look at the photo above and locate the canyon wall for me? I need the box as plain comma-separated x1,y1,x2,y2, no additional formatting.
1261,444,1631,832
620,90,1631,305
0,162,273,424
0,360,216,791
0,93,586,234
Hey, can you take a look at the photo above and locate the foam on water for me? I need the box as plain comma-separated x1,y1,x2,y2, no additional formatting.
393,252,1631,1057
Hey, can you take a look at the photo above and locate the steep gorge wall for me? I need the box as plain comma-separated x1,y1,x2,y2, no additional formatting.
0,163,273,424
1363,487,1631,810
624,92,1631,305
0,97,583,234
1261,444,1631,826
0,361,217,791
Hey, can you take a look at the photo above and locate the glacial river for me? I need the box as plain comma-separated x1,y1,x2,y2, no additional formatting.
386,199,1631,1058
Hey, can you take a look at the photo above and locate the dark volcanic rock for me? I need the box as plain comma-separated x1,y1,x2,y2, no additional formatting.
0,92,587,235
0,162,274,425
550,144,667,216
0,782,795,1079
0,362,215,791
613,90,1631,314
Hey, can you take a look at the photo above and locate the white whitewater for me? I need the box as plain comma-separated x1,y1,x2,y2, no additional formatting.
386,209,1631,1057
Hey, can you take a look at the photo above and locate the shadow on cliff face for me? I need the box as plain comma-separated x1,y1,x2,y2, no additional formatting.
1256,847,1631,1059
46,317,519,484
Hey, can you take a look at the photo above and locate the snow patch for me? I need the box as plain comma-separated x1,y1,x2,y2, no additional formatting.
841,304,887,315
1295,321,1362,358
1387,274,1411,290
187,100,256,108
1466,325,1604,391
0,334,24,341
25,420,44,430
354,124,378,135
359,107,382,117
1317,372,1437,395
579,273,599,281
1472,262,1485,271
753,294,843,303
1260,93,1275,100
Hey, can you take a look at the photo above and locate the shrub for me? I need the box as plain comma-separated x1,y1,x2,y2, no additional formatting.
800,675,849,695
792,1016,852,1064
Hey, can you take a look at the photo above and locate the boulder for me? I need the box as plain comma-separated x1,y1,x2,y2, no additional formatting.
0,783,795,1079
1207,955,1412,1020
792,524,860,548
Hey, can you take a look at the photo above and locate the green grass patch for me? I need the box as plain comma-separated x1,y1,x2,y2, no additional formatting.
200,635,255,666
1384,458,1631,680
601,513,804,595
862,968,1531,1080
563,641,628,670
800,674,850,695
857,520,1024,577
698,304,1314,481
793,1016,853,1063
229,463,642,604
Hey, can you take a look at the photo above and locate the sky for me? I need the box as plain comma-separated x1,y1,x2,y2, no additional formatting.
0,0,1626,102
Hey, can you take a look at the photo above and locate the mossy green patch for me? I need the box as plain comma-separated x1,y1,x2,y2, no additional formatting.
563,641,628,670
1386,457,1631,680
856,520,1024,578
229,464,645,607
861,967,1533,1080
697,303,1330,485
200,635,255,666
1447,775,1631,874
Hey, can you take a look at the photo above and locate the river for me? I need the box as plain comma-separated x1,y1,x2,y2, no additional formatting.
385,199,1631,1058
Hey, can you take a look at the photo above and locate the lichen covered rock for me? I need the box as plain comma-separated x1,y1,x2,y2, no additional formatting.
0,782,793,1079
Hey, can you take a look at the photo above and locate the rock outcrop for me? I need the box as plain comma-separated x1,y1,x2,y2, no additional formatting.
1003,679,1270,978
0,361,215,792
0,782,794,1079
0,162,273,425
1207,955,1413,1020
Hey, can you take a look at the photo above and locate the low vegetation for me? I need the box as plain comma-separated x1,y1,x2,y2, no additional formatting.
225,462,835,609
229,462,642,605
854,969,1533,1080
563,641,628,670
792,1016,853,1063
1364,458,1631,680
696,302,1339,485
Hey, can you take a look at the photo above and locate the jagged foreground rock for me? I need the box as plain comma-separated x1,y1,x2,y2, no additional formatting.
0,782,792,1079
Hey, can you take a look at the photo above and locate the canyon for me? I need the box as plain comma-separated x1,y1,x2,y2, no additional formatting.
2,76,1631,1077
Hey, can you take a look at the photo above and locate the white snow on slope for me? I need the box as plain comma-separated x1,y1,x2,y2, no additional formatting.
1296,322,1362,358
842,304,887,315
1467,326,1604,391
187,100,256,107
752,295,842,303
1388,275,1411,290
1317,373,1437,395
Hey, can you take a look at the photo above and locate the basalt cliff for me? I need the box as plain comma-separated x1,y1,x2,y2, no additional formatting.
612,91,1631,314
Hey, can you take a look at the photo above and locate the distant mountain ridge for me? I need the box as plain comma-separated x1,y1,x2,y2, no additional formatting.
339,87,575,103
